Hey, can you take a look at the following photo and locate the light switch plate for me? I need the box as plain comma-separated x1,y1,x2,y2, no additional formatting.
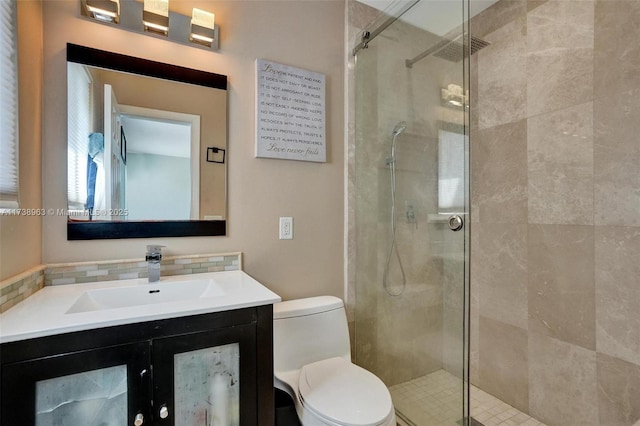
279,217,293,240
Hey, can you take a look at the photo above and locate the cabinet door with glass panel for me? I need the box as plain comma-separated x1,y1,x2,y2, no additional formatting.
152,324,257,426
2,342,151,426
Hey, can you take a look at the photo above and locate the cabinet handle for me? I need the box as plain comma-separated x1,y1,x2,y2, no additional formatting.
159,405,169,419
134,413,144,425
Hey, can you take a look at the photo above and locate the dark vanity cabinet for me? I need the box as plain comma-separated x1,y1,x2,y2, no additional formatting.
0,305,274,426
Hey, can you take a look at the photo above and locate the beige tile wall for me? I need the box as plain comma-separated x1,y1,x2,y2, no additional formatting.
471,0,640,424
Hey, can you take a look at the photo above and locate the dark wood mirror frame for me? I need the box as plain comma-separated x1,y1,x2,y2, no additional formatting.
66,43,227,240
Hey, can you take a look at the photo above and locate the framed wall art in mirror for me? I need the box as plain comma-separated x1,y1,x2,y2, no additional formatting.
66,44,227,240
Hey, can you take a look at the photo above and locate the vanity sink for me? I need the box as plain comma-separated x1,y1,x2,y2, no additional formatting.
66,279,225,314
0,270,281,344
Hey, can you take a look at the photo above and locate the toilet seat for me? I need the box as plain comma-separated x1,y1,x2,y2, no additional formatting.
297,357,394,426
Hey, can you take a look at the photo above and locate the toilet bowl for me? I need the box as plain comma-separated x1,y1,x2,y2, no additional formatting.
273,296,396,426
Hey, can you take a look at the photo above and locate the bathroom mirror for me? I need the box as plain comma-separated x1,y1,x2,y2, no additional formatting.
66,44,227,239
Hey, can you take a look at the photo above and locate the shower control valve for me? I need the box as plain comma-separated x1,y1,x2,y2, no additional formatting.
405,201,417,226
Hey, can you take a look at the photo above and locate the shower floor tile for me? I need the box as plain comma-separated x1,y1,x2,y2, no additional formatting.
389,370,546,426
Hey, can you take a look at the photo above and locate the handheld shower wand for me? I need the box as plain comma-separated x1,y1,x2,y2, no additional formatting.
383,121,407,296
392,121,407,136
386,121,407,164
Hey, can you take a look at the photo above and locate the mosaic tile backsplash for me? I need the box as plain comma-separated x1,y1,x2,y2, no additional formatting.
44,253,241,286
0,266,45,313
0,253,241,314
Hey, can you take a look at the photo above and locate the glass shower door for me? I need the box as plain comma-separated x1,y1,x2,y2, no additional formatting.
351,0,470,424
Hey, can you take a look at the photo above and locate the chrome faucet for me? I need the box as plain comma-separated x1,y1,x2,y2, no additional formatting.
145,245,165,283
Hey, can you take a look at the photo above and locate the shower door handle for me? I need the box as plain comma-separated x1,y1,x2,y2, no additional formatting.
448,215,464,231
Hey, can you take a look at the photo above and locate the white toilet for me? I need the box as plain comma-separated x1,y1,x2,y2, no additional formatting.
273,296,396,426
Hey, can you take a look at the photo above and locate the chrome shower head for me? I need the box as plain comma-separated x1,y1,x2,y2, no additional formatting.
392,121,407,137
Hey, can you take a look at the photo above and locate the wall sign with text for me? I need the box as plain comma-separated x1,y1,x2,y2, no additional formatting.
255,59,326,162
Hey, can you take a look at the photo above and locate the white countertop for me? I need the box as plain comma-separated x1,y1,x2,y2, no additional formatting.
0,270,281,344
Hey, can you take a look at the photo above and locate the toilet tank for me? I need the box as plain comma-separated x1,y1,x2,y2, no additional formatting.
273,296,351,374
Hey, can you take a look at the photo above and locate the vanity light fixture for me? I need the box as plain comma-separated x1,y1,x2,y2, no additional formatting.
79,0,220,51
83,0,120,23
143,0,169,36
190,8,216,47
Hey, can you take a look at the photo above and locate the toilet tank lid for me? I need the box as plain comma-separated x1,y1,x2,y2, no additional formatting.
273,296,344,319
